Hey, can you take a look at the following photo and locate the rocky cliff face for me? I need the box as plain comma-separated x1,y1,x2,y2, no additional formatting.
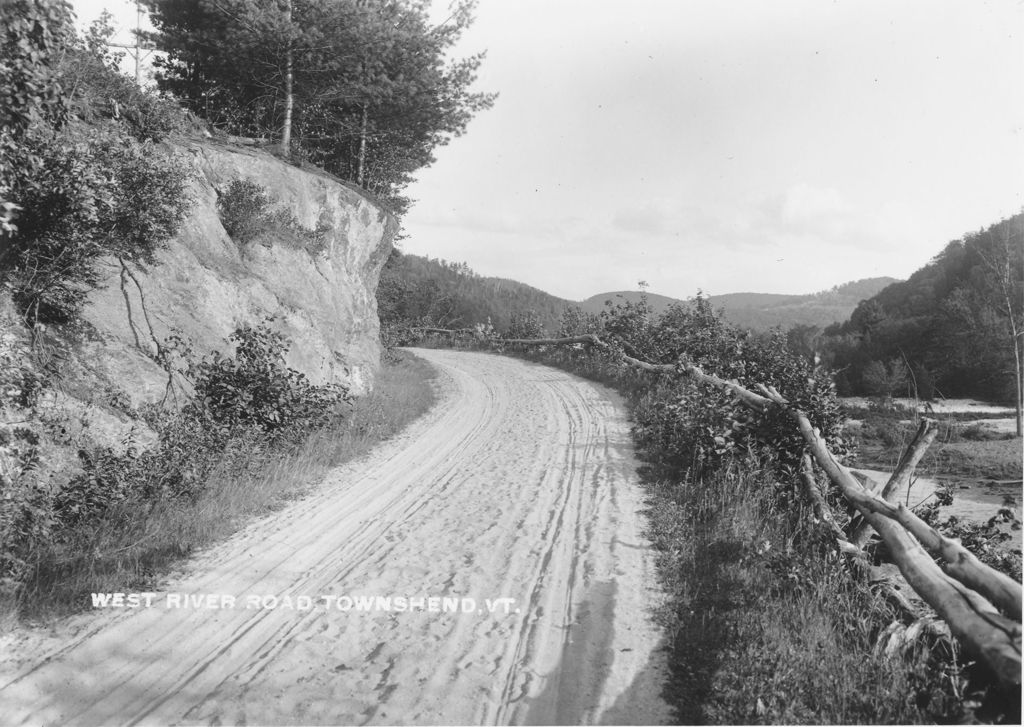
77,138,396,408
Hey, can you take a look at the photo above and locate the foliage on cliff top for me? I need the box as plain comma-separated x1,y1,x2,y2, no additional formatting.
143,0,496,216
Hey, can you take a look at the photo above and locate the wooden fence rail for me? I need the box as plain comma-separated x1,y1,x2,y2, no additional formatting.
490,332,1022,685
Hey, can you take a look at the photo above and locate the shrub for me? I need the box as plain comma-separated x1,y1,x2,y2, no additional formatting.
187,323,350,436
0,322,53,586
504,310,545,339
216,178,330,254
1,10,192,326
557,306,603,338
916,494,1022,582
0,426,52,587
625,297,848,481
2,122,191,324
53,324,350,526
216,179,273,244
0,0,72,233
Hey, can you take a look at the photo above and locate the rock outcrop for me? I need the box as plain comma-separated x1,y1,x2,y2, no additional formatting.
78,138,396,405
2,138,395,478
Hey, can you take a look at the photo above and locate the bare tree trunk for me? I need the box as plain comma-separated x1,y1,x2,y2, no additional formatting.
281,0,294,156
849,418,939,548
357,103,368,187
1014,329,1023,437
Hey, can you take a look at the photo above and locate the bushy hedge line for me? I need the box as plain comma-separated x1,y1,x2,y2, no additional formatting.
546,296,848,484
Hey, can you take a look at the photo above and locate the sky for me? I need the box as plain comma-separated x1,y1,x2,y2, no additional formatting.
73,0,1024,301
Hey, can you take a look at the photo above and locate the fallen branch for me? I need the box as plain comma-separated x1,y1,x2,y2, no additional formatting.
850,418,939,548
763,388,1021,683
502,335,677,373
225,134,265,146
759,386,1021,618
799,453,856,551
411,327,476,336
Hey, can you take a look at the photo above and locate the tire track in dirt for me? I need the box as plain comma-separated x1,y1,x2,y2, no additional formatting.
0,349,671,725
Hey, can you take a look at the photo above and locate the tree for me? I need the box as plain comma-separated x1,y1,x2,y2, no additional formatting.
504,310,544,340
967,217,1024,435
862,358,909,400
786,323,822,367
144,0,495,213
0,0,72,235
820,212,1024,407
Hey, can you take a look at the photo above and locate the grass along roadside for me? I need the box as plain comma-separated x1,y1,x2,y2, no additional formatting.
8,350,437,628
643,460,966,724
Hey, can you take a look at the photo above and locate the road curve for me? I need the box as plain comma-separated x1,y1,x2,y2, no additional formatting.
0,349,671,726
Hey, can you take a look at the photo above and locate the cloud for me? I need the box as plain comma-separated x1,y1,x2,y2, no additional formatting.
611,205,667,234
779,183,851,226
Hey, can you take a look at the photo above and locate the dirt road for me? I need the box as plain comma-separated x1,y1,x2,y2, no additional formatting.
0,349,671,726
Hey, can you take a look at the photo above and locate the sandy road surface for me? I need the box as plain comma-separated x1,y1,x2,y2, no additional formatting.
0,350,671,726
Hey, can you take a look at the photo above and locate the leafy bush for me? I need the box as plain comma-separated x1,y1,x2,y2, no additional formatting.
187,323,350,436
0,0,72,233
1,322,52,585
216,178,330,254
504,310,545,339
216,179,273,244
557,306,603,338
916,494,1022,582
941,509,1022,582
3,122,191,324
53,324,350,525
1,10,193,326
0,426,52,587
604,296,849,480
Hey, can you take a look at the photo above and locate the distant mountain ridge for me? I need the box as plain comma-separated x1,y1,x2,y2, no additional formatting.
382,254,897,333
578,277,899,330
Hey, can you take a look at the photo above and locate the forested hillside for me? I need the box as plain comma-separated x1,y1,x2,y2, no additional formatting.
376,252,571,333
578,291,685,317
580,277,896,330
379,253,899,340
820,213,1023,420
